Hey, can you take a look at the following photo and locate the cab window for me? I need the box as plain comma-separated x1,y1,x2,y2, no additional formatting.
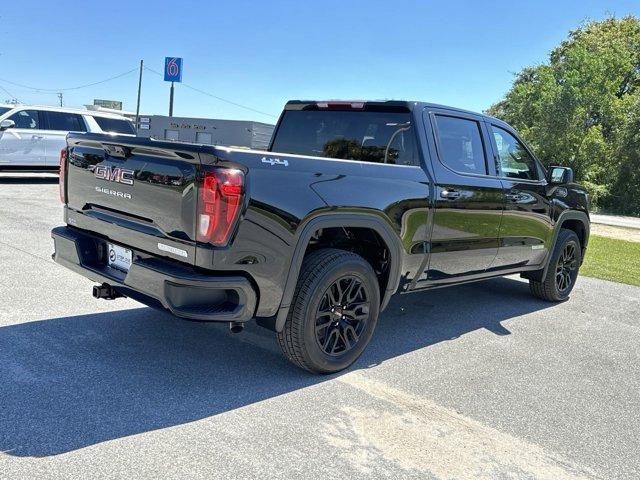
271,110,419,166
434,115,487,175
9,110,40,129
44,111,87,132
491,126,540,181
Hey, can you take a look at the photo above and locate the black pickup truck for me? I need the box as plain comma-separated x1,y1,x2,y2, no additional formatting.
52,100,590,373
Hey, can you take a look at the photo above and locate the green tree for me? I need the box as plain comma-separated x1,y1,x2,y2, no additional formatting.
487,16,640,214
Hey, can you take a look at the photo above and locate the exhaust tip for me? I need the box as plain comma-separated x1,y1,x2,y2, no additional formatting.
229,322,244,334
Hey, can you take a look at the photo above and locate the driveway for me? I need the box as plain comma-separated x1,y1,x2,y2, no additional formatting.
1,174,639,479
591,213,640,230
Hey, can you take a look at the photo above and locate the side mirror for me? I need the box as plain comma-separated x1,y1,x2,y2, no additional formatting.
0,119,15,131
548,166,573,184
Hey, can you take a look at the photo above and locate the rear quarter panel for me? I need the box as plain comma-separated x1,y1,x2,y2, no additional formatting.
205,148,431,316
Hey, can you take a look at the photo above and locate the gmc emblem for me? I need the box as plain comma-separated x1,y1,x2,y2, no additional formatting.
95,165,134,185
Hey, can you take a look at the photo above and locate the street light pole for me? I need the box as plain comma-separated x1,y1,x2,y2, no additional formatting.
135,59,143,128
169,81,175,117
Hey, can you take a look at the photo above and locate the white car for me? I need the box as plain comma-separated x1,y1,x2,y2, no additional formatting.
0,105,136,171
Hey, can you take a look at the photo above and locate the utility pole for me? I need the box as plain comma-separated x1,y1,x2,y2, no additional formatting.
169,81,175,117
57,92,63,107
135,59,143,128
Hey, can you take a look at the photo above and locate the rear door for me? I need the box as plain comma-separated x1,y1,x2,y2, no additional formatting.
420,109,504,280
42,111,87,167
487,123,553,268
0,109,47,166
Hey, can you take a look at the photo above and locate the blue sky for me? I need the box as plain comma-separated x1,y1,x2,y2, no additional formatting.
0,1,638,122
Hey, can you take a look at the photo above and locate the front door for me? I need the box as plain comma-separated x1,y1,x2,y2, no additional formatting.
416,110,504,283
488,123,553,268
0,110,47,167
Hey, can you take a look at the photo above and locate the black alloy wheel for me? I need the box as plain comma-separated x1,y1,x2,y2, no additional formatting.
277,248,380,374
555,242,578,293
529,228,582,302
314,275,370,356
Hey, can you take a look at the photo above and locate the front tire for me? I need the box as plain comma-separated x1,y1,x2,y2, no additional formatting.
529,228,581,302
276,248,380,374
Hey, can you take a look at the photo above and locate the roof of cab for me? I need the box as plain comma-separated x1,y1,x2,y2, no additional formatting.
283,99,510,127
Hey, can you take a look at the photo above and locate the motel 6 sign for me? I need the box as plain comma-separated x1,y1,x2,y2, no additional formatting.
164,57,183,83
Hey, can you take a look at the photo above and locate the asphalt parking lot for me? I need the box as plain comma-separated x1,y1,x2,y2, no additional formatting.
1,173,639,480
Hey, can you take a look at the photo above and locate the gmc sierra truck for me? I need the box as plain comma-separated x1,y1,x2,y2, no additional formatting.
52,100,590,373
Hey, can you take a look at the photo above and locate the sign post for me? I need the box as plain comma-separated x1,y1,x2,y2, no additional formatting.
135,59,143,128
164,57,183,117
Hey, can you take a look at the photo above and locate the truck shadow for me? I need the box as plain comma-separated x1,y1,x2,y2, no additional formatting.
0,277,553,457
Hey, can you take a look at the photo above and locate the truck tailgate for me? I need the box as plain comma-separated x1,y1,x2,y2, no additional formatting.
65,134,200,264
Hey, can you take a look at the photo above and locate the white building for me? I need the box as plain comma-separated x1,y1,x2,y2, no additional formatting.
136,115,275,150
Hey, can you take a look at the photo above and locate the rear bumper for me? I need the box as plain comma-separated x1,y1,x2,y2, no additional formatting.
51,226,257,322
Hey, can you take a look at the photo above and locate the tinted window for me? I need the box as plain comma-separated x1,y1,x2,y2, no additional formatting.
434,115,487,175
491,126,539,180
271,110,419,165
9,110,40,129
0,106,12,116
93,116,136,135
45,111,86,132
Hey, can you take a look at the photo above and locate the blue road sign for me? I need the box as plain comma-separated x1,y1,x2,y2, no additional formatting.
164,57,183,83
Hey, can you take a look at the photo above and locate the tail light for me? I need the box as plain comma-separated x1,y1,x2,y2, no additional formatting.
197,169,244,246
59,148,68,203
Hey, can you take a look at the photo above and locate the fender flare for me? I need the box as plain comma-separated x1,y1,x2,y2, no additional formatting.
541,210,590,278
274,213,403,332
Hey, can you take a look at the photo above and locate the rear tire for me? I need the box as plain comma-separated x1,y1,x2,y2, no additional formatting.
529,228,581,302
276,248,380,374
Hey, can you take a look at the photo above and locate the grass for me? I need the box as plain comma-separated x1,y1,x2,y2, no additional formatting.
581,235,640,287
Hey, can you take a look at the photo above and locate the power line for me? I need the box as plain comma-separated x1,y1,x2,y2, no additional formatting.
0,83,17,101
0,65,279,119
144,66,277,118
0,67,138,93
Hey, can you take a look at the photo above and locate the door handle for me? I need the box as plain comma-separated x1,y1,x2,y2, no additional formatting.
440,189,461,200
506,193,524,202
31,135,44,140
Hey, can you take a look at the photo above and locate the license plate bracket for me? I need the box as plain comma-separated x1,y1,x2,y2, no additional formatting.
107,243,132,272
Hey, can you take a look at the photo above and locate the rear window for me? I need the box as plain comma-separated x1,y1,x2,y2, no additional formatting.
271,110,419,165
93,116,136,135
44,111,87,132
434,115,487,175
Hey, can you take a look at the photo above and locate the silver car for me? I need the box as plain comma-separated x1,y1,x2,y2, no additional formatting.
0,105,136,170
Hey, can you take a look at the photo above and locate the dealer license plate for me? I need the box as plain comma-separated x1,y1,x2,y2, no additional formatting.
107,243,132,272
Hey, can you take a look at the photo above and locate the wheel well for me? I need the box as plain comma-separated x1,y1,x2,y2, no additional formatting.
304,226,391,300
560,219,586,248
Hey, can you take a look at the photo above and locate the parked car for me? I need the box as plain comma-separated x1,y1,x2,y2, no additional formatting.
0,105,135,171
52,100,590,373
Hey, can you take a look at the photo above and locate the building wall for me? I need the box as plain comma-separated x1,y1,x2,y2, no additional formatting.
137,115,274,150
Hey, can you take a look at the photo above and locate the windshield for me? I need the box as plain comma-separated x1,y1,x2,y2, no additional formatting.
271,110,418,165
0,106,13,116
